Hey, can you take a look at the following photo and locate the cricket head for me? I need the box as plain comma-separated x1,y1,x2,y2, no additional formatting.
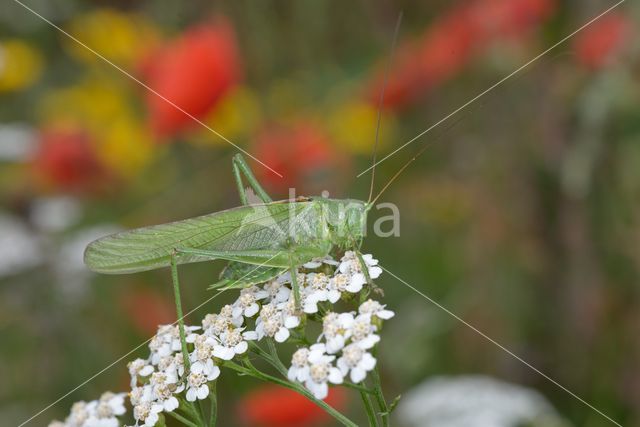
317,198,369,247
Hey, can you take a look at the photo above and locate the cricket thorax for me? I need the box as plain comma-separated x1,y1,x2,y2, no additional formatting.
315,198,368,247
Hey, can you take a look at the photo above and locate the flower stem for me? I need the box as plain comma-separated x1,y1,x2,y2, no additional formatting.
224,360,358,427
208,382,218,426
359,388,379,427
166,410,199,427
265,339,288,375
196,401,207,427
371,367,390,427
178,399,206,427
342,381,375,394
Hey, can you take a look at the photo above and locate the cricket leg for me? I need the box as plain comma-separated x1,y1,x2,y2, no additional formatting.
233,154,273,204
288,251,302,310
355,250,383,298
175,244,330,309
175,243,330,269
170,251,192,372
175,247,290,267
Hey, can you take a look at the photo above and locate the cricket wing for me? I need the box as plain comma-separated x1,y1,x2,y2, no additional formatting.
84,201,312,274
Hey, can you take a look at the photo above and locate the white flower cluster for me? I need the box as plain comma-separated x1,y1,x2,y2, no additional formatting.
49,252,391,427
48,392,126,427
287,297,394,399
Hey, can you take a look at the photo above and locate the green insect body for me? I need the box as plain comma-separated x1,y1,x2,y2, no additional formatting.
215,262,286,291
84,154,371,296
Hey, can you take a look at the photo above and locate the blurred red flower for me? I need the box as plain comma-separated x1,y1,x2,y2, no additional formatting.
31,126,109,193
239,384,347,427
472,0,554,40
573,13,631,70
144,18,241,138
120,288,175,336
254,122,341,194
369,0,554,110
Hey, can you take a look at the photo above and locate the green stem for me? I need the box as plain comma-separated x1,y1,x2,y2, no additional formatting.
262,336,378,419
371,367,390,427
291,330,312,346
266,339,289,375
178,399,206,427
209,382,218,426
166,410,199,427
248,340,271,359
342,381,375,394
359,388,379,427
249,340,290,380
170,252,192,373
196,401,207,427
224,361,358,427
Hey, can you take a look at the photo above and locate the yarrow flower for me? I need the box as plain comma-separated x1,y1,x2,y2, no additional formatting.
128,358,153,388
337,343,377,383
350,314,381,350
214,326,250,359
188,334,219,373
262,277,291,303
232,286,268,319
337,251,382,293
48,392,126,427
185,369,218,402
322,312,355,354
149,324,200,365
149,372,182,412
358,299,395,321
288,343,343,399
288,347,311,382
201,305,241,337
254,303,291,342
303,272,340,313
132,400,163,427
288,298,393,396
49,252,393,425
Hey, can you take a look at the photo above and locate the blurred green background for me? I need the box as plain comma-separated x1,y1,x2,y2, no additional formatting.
0,0,638,426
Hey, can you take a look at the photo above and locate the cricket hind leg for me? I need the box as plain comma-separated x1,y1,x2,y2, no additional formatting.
175,247,290,267
233,153,273,205
175,243,330,269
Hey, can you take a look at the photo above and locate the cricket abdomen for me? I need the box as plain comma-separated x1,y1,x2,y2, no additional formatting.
84,199,329,274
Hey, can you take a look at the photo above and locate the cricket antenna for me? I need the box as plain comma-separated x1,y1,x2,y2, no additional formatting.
370,114,468,206
368,10,403,204
370,145,424,206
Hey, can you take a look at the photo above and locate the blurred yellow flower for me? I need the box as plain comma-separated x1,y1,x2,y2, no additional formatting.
39,76,132,130
191,86,262,146
0,39,43,92
99,118,155,178
39,76,155,179
326,101,396,155
65,9,159,68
